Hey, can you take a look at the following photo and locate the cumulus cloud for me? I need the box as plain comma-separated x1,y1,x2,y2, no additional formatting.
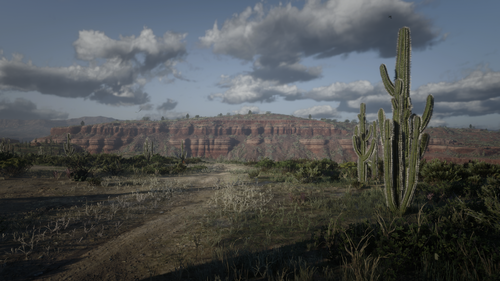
292,105,341,119
232,106,261,115
208,74,302,104
200,0,444,96
0,97,69,120
0,27,188,107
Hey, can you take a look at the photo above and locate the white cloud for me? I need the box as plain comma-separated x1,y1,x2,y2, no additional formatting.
0,27,188,107
232,105,261,115
292,105,341,119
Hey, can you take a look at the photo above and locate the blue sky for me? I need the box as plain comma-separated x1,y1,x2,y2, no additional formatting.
0,0,499,130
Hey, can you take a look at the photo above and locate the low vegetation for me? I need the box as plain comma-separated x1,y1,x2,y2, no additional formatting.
0,145,499,280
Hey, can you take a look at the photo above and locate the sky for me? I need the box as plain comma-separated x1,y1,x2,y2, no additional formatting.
0,0,499,130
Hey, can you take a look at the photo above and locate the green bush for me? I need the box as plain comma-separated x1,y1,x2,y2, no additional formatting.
61,151,97,181
255,157,275,169
339,161,357,180
0,157,33,178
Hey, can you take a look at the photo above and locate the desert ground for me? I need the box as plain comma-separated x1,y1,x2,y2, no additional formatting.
1,161,376,280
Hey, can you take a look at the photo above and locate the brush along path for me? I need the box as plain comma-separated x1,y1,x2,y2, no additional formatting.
39,163,252,280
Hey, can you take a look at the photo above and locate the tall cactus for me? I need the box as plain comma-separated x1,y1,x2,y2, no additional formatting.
143,137,154,162
378,26,434,216
178,140,187,164
352,103,377,183
63,133,76,157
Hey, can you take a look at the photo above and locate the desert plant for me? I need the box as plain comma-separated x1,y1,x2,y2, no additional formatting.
0,138,14,154
80,120,85,126
352,103,377,184
63,133,76,157
62,150,98,181
369,121,380,182
143,137,154,162
377,26,434,216
0,157,33,178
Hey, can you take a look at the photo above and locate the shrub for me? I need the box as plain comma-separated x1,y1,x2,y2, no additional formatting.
0,157,33,178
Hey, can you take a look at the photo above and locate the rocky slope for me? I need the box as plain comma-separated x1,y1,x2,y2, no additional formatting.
25,113,500,165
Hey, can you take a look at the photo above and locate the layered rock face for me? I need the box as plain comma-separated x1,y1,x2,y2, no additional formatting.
31,115,500,165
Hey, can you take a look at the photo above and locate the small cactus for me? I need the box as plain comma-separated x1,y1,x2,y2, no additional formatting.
63,133,76,157
143,137,154,162
352,103,377,184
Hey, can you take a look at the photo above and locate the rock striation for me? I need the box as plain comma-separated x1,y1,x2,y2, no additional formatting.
29,114,500,165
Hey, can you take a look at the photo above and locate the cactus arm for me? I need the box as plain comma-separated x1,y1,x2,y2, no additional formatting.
420,95,434,132
380,64,395,96
419,133,430,159
396,27,411,97
378,108,397,212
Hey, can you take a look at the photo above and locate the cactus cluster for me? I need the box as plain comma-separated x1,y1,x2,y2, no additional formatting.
377,26,434,216
352,103,376,183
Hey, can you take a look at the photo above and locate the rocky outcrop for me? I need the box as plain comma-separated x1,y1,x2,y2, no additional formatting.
27,114,500,165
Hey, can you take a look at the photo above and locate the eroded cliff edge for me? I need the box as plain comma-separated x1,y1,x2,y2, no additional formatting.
31,114,500,165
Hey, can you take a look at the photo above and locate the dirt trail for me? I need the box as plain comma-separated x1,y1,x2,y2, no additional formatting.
38,164,247,280
47,186,216,280
1,163,253,280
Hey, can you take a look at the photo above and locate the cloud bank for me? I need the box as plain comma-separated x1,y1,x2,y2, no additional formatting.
0,27,188,109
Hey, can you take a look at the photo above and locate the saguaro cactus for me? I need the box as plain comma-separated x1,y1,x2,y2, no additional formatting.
143,137,154,162
352,103,377,183
178,140,187,164
378,26,434,216
63,133,76,157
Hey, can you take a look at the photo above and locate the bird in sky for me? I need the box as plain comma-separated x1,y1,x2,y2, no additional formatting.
389,15,392,19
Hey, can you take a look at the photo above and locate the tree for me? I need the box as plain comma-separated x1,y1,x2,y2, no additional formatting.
161,116,165,120
308,114,312,119
218,113,223,117
142,116,150,121
227,112,231,116
186,113,190,119
248,110,252,114
195,115,200,118
345,119,350,123
80,120,85,126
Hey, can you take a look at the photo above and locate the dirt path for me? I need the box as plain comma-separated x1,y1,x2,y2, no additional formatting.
1,163,255,280
46,186,216,280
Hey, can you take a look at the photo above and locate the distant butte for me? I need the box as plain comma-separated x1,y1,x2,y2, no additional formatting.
27,114,500,165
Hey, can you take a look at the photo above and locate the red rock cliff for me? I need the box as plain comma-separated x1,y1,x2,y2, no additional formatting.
32,115,500,165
